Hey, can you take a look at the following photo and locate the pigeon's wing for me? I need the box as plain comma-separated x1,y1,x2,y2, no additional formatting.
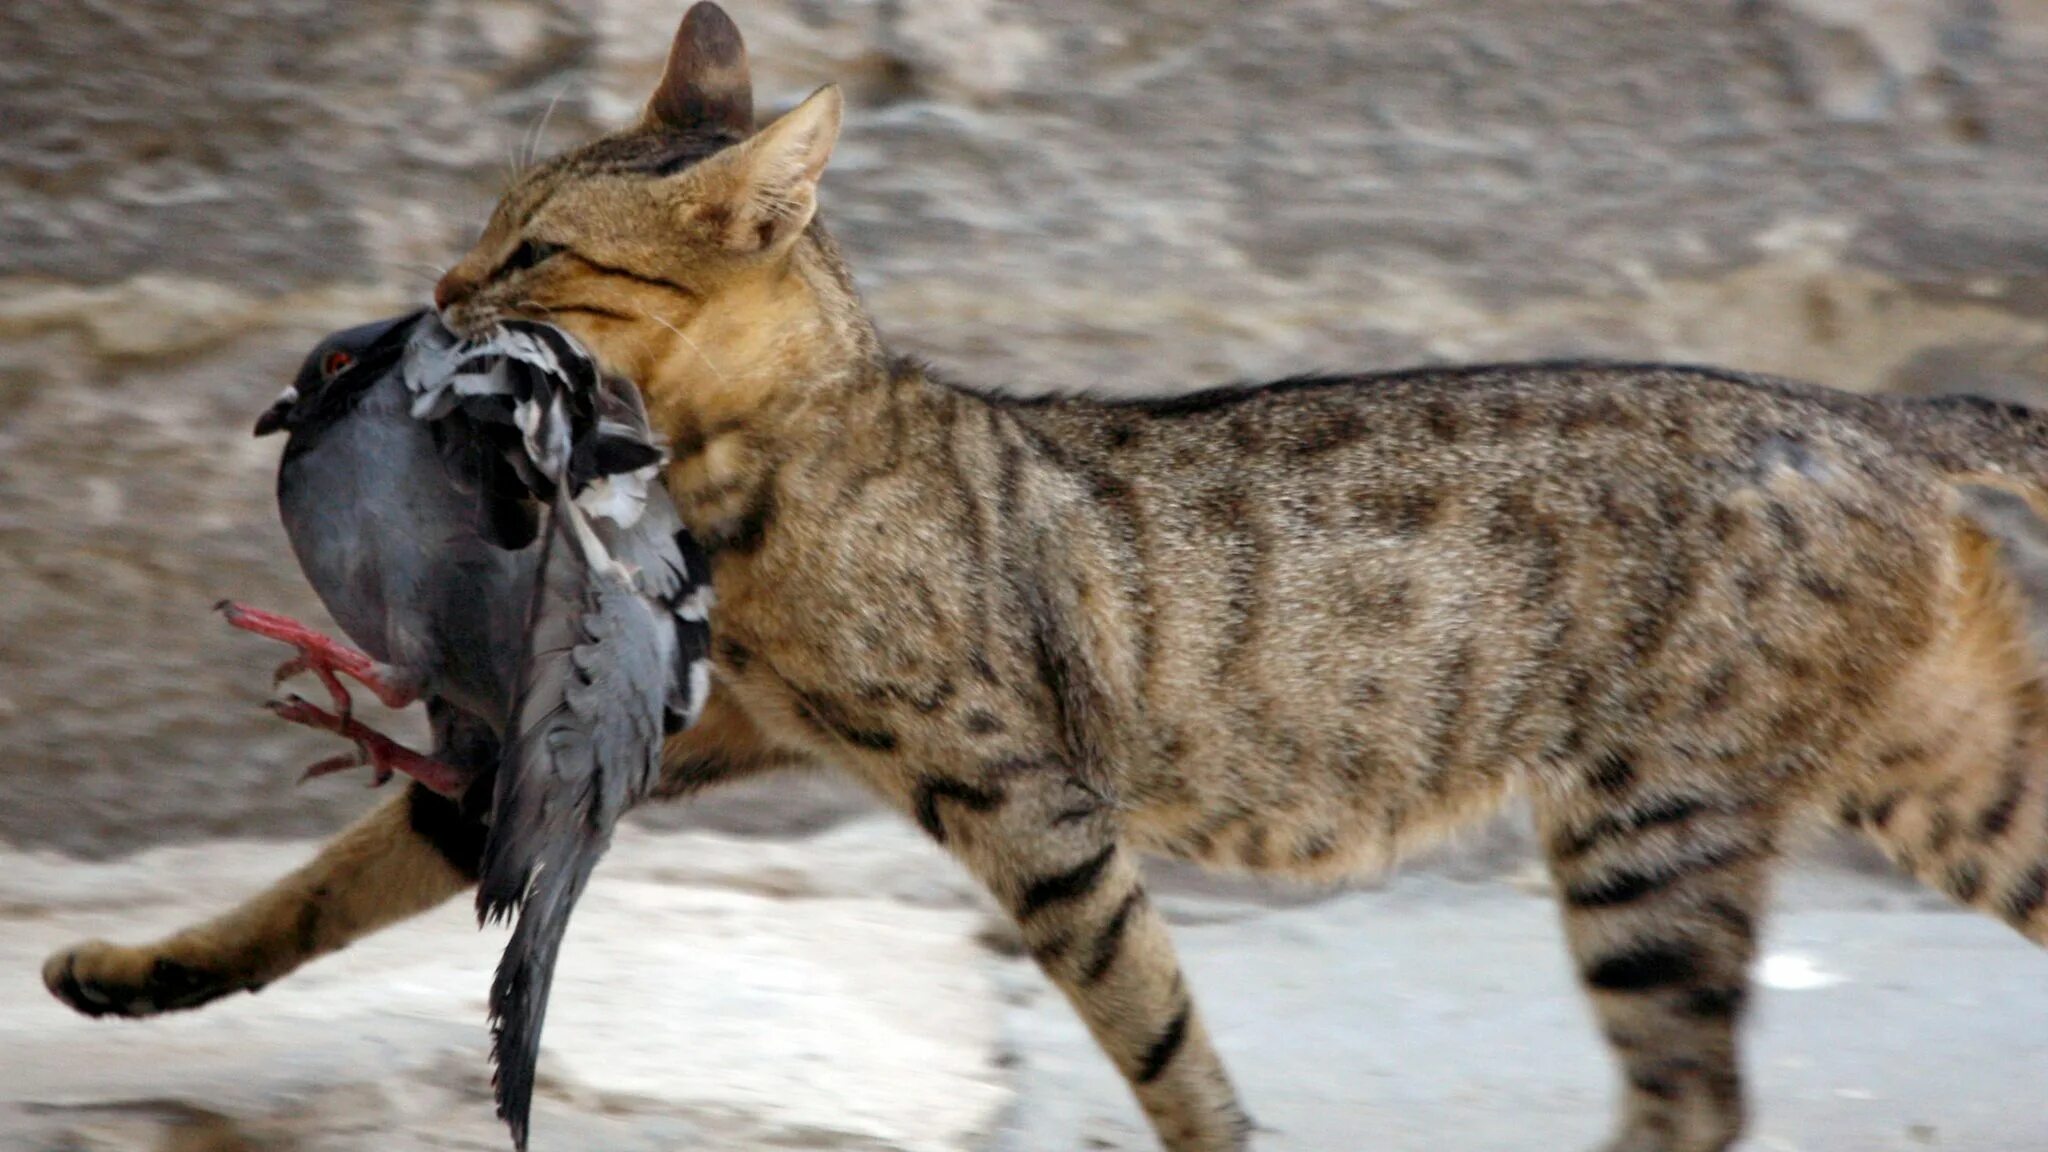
406,321,563,505
477,486,671,1151
412,394,543,554
493,333,710,727
668,525,715,729
621,487,714,733
580,373,715,732
404,319,663,527
406,316,715,1149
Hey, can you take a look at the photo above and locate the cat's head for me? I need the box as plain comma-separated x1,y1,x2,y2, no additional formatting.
433,3,855,415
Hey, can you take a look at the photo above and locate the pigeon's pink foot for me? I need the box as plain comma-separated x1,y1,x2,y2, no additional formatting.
265,695,470,799
216,601,417,712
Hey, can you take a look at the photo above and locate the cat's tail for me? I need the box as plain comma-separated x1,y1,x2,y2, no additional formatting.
1835,484,2048,945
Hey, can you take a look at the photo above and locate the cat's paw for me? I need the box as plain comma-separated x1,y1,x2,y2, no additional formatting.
42,940,250,1018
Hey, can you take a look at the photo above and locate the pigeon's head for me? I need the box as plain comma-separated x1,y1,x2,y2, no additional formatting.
257,311,426,437
431,2,857,436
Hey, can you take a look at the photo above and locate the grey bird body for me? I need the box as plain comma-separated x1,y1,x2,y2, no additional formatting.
250,314,713,1149
271,315,532,727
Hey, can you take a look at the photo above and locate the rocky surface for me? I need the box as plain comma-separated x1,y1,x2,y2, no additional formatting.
9,1,2048,853
7,817,2047,1151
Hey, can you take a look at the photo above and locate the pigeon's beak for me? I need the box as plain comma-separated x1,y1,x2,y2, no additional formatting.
254,387,297,437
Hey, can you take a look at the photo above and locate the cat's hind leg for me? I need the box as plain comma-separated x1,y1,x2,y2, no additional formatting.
1537,751,1781,1152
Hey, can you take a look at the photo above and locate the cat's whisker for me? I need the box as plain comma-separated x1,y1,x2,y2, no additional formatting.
504,136,529,188
526,84,572,169
393,261,451,287
638,307,728,386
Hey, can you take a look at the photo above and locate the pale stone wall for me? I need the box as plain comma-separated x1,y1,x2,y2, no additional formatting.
8,0,2048,854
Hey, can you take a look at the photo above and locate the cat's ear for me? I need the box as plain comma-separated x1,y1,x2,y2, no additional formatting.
643,1,754,136
696,84,843,254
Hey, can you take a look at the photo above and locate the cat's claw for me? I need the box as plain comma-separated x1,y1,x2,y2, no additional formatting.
264,695,470,799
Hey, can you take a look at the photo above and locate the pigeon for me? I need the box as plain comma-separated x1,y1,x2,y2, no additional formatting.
225,311,528,798
230,312,714,1149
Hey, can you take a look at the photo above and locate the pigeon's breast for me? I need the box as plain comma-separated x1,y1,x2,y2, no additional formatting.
276,398,461,669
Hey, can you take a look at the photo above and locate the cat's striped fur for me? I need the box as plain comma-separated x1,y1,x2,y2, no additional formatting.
46,6,2048,1150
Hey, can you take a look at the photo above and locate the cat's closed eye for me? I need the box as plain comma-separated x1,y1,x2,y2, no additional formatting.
499,239,567,277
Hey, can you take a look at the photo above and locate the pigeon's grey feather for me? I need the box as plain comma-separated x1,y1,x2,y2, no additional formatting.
262,313,713,1151
478,486,673,1144
401,317,712,1151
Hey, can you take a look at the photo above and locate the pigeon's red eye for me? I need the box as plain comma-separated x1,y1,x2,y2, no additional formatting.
322,351,353,378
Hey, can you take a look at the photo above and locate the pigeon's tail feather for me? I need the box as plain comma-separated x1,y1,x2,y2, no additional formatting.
488,827,602,1152
476,486,672,1146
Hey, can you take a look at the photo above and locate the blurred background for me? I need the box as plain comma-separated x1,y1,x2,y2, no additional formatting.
5,1,2048,1150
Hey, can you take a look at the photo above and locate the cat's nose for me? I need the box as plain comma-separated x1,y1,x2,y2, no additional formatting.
432,273,464,312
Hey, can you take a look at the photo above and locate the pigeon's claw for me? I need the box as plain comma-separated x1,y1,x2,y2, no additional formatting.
263,695,470,799
270,654,354,714
217,601,418,710
298,751,379,786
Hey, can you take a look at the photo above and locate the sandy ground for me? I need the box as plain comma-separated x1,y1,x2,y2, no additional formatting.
2,817,2043,1152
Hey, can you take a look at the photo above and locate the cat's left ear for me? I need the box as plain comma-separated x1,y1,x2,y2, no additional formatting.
644,2,754,136
694,84,842,254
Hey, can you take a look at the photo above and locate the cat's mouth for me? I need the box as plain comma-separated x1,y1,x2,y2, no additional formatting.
432,273,517,340
441,299,576,344
436,302,501,340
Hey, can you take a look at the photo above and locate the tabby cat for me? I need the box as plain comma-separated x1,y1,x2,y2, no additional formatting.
46,6,2048,1150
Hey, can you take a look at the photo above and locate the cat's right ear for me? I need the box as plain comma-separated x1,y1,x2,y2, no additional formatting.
687,84,842,255
643,2,754,136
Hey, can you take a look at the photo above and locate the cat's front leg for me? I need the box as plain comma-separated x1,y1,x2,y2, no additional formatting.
45,783,481,1018
908,756,1253,1152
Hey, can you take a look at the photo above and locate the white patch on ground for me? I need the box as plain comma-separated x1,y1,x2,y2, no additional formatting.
1758,952,1848,991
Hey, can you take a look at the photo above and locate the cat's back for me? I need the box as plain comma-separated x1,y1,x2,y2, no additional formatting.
991,361,1958,837
1014,359,1911,490
1007,359,1947,570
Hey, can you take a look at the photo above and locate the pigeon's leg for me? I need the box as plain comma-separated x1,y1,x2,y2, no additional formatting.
272,656,355,715
265,695,470,799
217,601,419,711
